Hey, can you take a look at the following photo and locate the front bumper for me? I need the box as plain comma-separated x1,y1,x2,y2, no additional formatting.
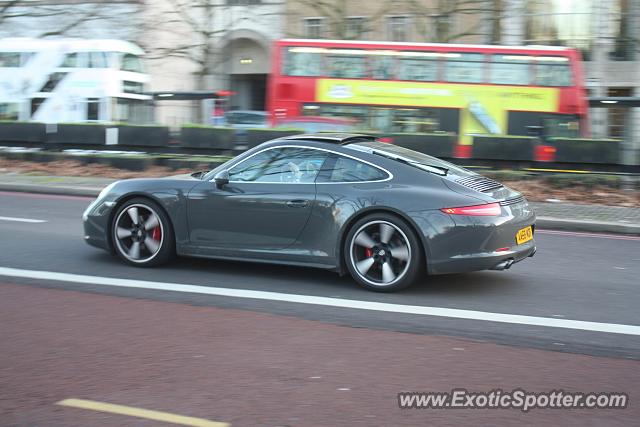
82,198,116,251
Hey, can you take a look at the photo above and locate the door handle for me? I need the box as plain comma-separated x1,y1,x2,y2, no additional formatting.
286,199,309,208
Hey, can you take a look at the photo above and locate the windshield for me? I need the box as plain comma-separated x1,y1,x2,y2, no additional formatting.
346,140,471,176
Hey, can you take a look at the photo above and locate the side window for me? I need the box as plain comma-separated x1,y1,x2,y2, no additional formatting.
229,147,328,183
489,54,531,85
121,53,143,72
534,58,572,86
397,52,439,81
89,52,107,68
370,54,396,80
444,52,485,83
327,50,366,78
0,52,21,67
318,155,388,183
282,48,323,77
61,53,79,67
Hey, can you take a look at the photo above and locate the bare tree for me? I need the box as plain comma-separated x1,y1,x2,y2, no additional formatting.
290,0,393,39
0,0,143,39
140,0,281,90
408,0,504,43
288,0,504,44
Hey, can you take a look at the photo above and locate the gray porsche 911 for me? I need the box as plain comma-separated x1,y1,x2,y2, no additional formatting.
83,134,536,292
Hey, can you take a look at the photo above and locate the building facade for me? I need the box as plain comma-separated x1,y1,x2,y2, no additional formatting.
139,0,285,126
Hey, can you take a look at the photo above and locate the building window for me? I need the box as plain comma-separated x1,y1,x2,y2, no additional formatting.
304,18,325,39
609,0,637,61
345,17,366,39
387,16,409,42
608,87,632,137
433,14,454,42
227,0,261,5
524,0,593,60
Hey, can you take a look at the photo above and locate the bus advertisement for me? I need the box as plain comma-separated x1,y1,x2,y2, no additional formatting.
268,39,589,157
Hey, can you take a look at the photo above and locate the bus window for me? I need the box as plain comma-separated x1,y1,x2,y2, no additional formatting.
121,53,143,72
534,57,572,86
0,103,20,120
370,52,396,80
326,49,366,79
89,52,108,68
397,52,439,81
391,108,440,133
87,98,99,120
489,54,531,85
282,47,323,76
61,53,79,67
443,52,485,83
0,52,20,67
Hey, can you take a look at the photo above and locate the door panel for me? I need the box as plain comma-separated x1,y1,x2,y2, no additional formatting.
187,181,316,250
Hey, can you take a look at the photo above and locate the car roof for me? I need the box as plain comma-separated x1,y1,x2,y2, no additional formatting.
279,133,378,145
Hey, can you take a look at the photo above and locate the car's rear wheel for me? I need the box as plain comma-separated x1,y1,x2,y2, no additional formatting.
111,198,174,267
344,213,423,292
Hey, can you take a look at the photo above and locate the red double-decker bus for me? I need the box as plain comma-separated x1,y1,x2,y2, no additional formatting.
267,38,588,157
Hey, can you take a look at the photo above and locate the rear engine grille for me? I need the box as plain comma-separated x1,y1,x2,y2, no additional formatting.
455,175,503,193
499,195,526,206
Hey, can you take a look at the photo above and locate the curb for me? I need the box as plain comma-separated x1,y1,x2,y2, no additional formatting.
536,216,640,236
1,183,639,236
0,183,102,197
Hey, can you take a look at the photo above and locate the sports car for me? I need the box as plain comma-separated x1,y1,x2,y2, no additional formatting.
83,134,536,291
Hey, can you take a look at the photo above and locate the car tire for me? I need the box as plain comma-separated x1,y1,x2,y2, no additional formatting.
344,213,423,292
111,197,175,267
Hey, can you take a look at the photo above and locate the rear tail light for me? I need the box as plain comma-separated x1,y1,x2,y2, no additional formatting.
441,202,501,216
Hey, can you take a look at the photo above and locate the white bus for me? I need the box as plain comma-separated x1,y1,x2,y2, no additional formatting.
0,38,152,123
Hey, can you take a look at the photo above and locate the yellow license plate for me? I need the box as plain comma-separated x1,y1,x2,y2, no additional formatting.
516,226,533,245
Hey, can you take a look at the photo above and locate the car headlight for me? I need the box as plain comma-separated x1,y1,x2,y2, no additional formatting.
83,181,118,221
97,181,118,200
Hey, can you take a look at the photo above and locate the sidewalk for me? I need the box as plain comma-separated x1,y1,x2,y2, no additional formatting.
1,172,639,235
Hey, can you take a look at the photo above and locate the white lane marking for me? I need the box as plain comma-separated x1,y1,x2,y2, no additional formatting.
0,216,47,223
536,229,640,241
0,266,639,336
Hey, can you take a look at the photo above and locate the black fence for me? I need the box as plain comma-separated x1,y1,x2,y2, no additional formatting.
0,122,636,169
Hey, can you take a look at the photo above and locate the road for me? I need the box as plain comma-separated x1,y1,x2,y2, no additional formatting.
1,190,639,426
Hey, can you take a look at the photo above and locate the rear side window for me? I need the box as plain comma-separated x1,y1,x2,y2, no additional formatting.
318,155,388,183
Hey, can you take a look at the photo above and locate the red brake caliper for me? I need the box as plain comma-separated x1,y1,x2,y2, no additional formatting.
152,226,162,241
365,248,373,258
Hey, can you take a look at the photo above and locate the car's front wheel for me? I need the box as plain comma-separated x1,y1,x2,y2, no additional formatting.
344,213,423,292
111,198,174,267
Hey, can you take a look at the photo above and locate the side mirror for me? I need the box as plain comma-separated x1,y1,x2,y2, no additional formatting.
214,170,229,188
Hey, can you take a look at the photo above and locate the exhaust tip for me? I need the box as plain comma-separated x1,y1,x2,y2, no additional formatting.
492,258,515,271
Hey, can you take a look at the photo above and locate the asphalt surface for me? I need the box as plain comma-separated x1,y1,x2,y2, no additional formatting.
2,190,640,426
2,283,638,427
0,191,639,359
